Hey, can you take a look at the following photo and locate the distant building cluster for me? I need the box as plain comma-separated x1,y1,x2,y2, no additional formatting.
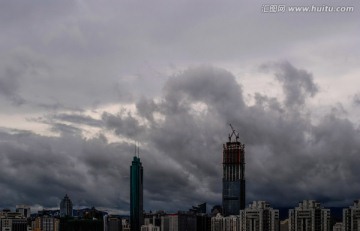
135,200,360,231
3,199,360,231
0,195,127,231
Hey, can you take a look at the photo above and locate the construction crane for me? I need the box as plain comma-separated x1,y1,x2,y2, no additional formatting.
229,123,239,142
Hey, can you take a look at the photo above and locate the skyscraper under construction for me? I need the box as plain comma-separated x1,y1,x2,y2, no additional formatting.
222,125,245,216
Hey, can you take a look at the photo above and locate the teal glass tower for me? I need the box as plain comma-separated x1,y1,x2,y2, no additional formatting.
130,155,143,231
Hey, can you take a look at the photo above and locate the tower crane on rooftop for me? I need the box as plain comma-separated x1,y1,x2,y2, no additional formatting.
229,123,240,142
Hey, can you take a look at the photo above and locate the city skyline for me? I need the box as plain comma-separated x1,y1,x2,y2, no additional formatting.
0,0,360,215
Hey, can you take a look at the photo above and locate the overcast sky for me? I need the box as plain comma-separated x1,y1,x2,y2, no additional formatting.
0,0,360,214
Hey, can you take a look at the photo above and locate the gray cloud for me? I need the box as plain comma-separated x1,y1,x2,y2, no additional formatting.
261,61,318,108
0,69,25,105
0,129,133,210
103,112,145,139
354,94,360,106
53,113,103,127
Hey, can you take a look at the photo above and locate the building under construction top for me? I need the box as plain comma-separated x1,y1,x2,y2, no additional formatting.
222,124,245,216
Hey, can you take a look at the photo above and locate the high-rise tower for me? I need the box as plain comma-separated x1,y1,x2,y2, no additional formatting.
130,148,143,231
60,194,73,217
222,124,245,216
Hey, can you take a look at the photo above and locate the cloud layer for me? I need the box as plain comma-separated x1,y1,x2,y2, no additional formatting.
1,64,359,213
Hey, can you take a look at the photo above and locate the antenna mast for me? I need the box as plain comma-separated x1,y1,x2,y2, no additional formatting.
134,141,140,158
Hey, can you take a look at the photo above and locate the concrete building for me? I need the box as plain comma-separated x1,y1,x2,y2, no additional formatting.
280,219,289,231
224,215,240,231
105,215,122,231
144,211,165,228
196,214,211,231
223,125,246,216
108,217,122,231
140,224,160,231
0,209,29,231
15,206,31,219
59,194,73,217
343,200,360,231
332,223,343,231
32,216,59,231
122,218,130,231
161,213,196,231
211,213,224,231
240,201,279,231
289,200,330,231
211,213,241,231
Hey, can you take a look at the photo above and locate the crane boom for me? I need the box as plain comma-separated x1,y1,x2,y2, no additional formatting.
229,123,239,142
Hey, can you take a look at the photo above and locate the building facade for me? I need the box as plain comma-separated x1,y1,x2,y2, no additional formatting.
343,199,360,231
141,224,160,231
15,205,31,219
130,156,144,231
59,194,73,217
32,216,60,231
289,200,330,231
332,223,343,231
161,213,196,231
224,215,240,231
222,126,245,216
0,209,29,231
240,201,279,231
211,213,225,231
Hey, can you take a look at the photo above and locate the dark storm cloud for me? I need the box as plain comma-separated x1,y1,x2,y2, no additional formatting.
103,112,145,139
261,62,318,107
163,66,245,113
0,128,133,210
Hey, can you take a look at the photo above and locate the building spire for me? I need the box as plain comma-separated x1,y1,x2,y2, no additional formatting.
134,141,140,158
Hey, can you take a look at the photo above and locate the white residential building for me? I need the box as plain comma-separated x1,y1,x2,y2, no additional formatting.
289,200,330,231
211,213,224,231
240,201,279,231
224,215,240,231
343,200,360,231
